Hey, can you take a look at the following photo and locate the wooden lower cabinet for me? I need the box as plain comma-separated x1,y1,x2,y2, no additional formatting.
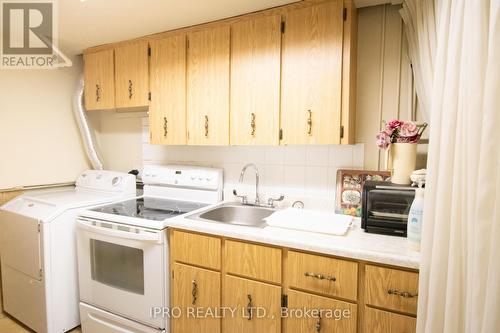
284,290,357,333
222,275,281,333
169,229,418,333
364,307,416,333
171,263,221,333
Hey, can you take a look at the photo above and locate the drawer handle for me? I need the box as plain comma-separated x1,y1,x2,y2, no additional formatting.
388,289,418,298
128,80,133,99
204,115,209,138
250,112,256,136
246,294,253,320
304,272,336,282
192,280,198,305
163,117,168,137
96,84,101,102
307,110,312,135
315,312,322,333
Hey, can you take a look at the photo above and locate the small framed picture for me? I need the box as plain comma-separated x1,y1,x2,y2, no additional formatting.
336,169,391,217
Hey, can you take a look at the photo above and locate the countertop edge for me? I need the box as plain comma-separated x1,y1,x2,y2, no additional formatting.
165,217,420,270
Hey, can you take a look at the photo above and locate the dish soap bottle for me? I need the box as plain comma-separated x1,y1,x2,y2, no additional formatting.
407,185,424,251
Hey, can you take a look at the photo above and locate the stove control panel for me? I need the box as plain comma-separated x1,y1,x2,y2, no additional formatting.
76,170,136,194
142,165,223,191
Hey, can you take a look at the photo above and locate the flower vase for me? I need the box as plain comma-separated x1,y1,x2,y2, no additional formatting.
388,143,417,185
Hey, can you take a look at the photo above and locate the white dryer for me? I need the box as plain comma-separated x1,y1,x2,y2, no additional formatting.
0,170,136,333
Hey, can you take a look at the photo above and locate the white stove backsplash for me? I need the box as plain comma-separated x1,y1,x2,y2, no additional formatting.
141,119,364,210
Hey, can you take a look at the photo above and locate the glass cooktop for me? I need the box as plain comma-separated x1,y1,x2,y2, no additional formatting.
91,197,208,221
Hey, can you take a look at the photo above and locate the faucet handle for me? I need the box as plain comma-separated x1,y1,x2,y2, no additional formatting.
267,194,285,207
233,189,248,204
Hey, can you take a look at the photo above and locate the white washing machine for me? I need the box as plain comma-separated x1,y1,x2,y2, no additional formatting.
0,170,137,333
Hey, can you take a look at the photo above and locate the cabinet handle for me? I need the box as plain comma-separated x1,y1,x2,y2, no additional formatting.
304,272,336,282
250,113,256,136
96,84,101,102
204,115,209,138
191,280,198,305
307,110,312,135
315,312,322,333
128,80,133,99
246,294,253,320
163,117,168,137
388,289,418,298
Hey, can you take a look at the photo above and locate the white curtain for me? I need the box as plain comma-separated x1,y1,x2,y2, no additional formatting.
400,0,437,121
406,0,500,332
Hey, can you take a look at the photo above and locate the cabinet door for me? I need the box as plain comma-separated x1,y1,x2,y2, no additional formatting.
187,26,230,145
284,290,357,333
115,41,149,109
171,263,221,333
150,35,187,145
365,307,416,333
84,49,115,110
223,275,281,333
230,15,281,145
281,1,344,144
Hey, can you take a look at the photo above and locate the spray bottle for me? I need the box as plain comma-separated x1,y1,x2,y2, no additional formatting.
407,180,424,251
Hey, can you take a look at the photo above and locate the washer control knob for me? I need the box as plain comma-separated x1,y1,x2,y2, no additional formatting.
112,177,121,186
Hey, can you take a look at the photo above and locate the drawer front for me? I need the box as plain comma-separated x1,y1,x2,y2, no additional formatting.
365,265,419,315
225,240,282,284
284,290,357,333
222,275,281,333
286,251,358,301
365,307,416,333
171,230,221,270
172,263,221,333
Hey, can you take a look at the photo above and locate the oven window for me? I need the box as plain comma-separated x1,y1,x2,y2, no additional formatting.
90,239,145,295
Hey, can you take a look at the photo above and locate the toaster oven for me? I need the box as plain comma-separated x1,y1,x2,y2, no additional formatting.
361,181,416,236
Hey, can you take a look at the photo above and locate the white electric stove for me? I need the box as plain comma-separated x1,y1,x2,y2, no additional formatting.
76,165,223,333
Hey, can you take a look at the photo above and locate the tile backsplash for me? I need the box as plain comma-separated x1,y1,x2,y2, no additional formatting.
141,118,364,205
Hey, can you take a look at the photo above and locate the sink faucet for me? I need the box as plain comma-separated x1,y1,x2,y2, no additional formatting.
237,163,261,205
233,163,285,208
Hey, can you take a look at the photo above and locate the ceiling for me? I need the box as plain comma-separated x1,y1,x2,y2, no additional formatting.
58,0,299,56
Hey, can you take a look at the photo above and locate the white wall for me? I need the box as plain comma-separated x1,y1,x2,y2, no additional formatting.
0,57,90,189
141,118,364,202
355,4,428,170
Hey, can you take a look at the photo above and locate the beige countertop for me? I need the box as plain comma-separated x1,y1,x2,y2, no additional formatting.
166,206,420,270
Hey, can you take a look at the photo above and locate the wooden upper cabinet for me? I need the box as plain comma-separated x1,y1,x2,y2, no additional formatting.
280,1,344,144
114,41,149,109
187,26,230,145
84,49,115,110
150,35,187,145
230,15,282,145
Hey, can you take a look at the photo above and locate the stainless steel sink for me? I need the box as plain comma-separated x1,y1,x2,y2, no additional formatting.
187,203,275,227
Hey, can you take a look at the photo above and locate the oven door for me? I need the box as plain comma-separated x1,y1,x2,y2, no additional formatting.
76,217,167,329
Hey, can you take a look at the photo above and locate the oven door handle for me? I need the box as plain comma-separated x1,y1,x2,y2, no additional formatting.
77,219,162,244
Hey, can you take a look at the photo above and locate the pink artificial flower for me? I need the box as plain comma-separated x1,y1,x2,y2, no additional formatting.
376,131,391,149
386,119,403,131
400,121,418,137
